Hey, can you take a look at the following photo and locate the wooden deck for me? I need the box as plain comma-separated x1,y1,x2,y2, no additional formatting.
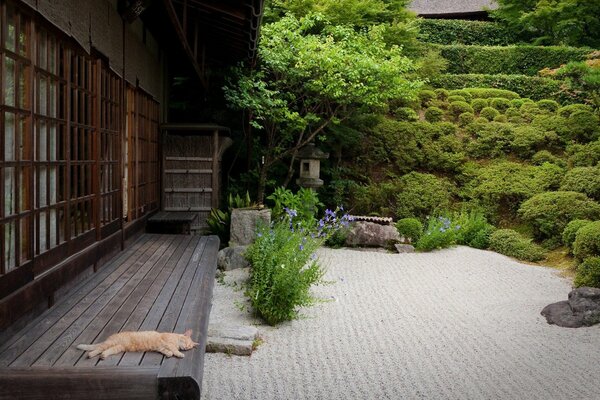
0,234,220,400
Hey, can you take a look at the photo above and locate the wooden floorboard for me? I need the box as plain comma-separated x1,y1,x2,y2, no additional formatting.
0,234,220,400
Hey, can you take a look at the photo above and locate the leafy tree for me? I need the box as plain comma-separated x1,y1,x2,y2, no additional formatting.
224,14,421,201
493,0,600,47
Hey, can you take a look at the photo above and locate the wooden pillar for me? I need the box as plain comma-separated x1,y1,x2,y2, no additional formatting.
211,129,219,209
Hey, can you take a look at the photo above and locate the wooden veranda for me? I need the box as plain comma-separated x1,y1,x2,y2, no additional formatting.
0,234,219,400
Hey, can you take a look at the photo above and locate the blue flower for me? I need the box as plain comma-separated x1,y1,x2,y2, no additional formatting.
299,244,304,251
257,232,263,238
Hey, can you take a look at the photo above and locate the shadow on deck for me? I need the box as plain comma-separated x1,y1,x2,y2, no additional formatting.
0,234,219,400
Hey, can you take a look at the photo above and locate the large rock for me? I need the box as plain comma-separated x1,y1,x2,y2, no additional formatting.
230,208,271,246
541,287,600,328
218,246,249,271
345,221,400,248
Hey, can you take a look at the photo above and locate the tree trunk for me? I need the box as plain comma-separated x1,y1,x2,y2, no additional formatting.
257,162,268,205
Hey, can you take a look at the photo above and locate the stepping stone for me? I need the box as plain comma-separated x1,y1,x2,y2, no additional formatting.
206,324,260,356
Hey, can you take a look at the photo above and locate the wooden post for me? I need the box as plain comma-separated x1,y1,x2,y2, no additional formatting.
211,129,219,209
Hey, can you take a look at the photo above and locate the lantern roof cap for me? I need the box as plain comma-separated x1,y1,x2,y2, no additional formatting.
297,143,329,159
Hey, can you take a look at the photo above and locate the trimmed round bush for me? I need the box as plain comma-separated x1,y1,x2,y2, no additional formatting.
563,219,593,253
531,150,564,166
518,191,600,242
395,107,419,122
474,116,489,123
424,106,445,122
449,89,473,102
573,221,600,261
505,107,520,118
510,98,526,108
448,95,467,103
480,106,499,120
537,99,559,113
560,166,600,200
493,114,508,123
568,111,600,143
471,98,488,113
574,257,600,288
458,112,475,126
435,88,449,101
419,90,437,107
490,98,511,112
557,104,594,118
395,172,455,220
511,125,559,158
489,229,546,262
395,218,424,243
520,102,542,121
449,101,474,118
566,141,600,167
463,88,519,100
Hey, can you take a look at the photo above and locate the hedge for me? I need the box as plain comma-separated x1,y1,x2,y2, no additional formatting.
417,19,518,46
435,44,590,76
429,74,586,103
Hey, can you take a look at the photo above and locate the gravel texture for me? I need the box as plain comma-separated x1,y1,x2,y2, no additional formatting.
202,246,600,400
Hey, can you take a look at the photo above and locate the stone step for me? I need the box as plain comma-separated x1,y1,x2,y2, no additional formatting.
205,324,260,356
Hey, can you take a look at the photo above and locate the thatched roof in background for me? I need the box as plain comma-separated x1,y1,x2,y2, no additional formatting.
409,0,497,17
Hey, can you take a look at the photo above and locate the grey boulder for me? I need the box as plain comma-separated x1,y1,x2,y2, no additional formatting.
541,287,600,328
345,221,400,248
217,246,249,271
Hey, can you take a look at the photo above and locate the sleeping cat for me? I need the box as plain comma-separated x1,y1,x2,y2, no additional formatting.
76,329,198,359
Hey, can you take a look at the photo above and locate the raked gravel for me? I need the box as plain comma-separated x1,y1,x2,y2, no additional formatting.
201,246,600,400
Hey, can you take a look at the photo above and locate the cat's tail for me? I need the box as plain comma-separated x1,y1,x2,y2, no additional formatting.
76,344,98,351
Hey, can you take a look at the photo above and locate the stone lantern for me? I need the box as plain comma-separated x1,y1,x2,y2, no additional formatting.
296,143,329,189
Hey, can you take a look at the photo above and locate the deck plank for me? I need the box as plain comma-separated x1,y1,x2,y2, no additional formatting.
0,235,156,367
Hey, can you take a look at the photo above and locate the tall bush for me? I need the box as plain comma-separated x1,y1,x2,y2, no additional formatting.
395,172,455,220
573,221,600,262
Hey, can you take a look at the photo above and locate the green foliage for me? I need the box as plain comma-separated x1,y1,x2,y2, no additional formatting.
531,150,564,167
465,161,563,219
424,106,444,122
568,111,600,143
518,191,600,242
395,218,424,243
434,88,449,101
537,99,559,113
563,219,592,254
453,209,495,249
449,101,474,119
493,0,600,47
448,95,466,103
458,112,474,127
466,121,514,158
207,192,255,245
415,215,458,251
488,229,546,262
574,257,600,288
419,90,437,107
493,115,508,123
395,172,455,219
566,141,600,167
489,98,511,112
573,221,600,262
551,61,600,108
394,107,419,122
479,107,500,120
437,43,590,75
460,88,520,100
417,19,517,46
246,221,324,325
557,104,594,118
267,187,323,228
430,74,573,102
511,125,560,158
560,166,600,201
471,98,488,113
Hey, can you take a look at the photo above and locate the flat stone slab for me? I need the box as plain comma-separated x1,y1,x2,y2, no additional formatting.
206,324,260,356
395,244,415,253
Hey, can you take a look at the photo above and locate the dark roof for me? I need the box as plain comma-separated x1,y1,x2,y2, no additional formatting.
409,0,497,16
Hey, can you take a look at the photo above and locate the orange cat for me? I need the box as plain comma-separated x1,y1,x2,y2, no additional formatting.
76,329,198,359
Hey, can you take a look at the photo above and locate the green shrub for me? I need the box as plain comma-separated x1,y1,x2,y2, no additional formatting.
453,209,495,249
471,98,488,113
395,218,424,243
462,87,520,100
510,99,526,108
395,107,419,122
448,89,473,102
415,215,458,251
448,95,467,103
489,229,546,261
505,107,520,118
474,116,489,123
246,221,324,325
490,98,511,112
466,122,514,158
537,99,559,113
493,114,508,123
458,112,475,126
416,19,517,46
511,125,560,158
419,90,437,107
519,102,543,120
573,221,600,261
424,106,445,122
434,88,449,101
560,166,600,201
563,219,593,253
436,44,589,76
574,257,600,288
557,104,594,118
267,187,323,229
566,141,600,167
430,74,570,102
531,150,564,166
479,107,500,120
449,101,474,119
568,111,600,143
395,172,455,220
518,191,600,242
